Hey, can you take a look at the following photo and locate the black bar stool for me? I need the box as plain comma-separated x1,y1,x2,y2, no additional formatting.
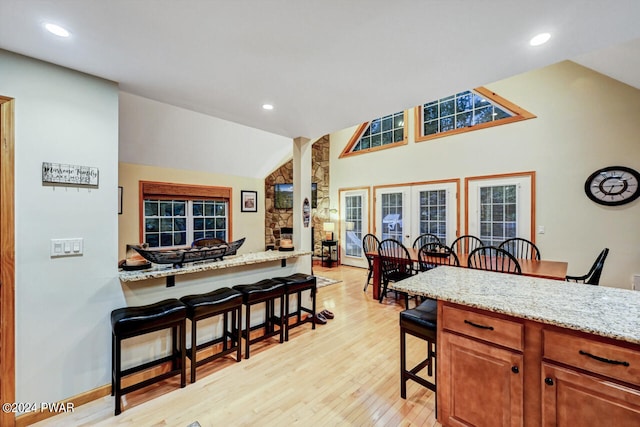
273,273,317,341
111,298,187,415
232,279,285,359
180,287,243,383
400,298,437,399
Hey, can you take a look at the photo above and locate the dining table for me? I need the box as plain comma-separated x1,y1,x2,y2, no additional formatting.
368,248,568,300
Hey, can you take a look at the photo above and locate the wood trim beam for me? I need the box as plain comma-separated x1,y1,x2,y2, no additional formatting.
0,96,16,427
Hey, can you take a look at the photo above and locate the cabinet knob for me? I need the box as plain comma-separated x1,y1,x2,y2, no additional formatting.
544,377,554,386
511,366,519,374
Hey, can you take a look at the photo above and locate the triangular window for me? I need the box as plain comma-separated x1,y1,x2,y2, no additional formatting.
340,111,407,158
415,87,535,142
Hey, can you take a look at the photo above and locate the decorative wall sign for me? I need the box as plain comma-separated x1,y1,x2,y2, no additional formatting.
241,190,258,212
303,197,310,228
42,162,99,187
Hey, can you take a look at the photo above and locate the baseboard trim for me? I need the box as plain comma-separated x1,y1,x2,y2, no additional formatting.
15,383,111,427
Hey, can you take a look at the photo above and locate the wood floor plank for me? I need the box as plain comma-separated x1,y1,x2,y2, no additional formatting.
30,265,441,427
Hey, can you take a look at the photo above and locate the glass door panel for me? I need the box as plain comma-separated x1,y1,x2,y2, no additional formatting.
340,189,368,268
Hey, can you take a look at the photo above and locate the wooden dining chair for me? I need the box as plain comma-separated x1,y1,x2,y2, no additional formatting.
566,248,609,286
418,242,460,271
362,233,380,292
467,246,522,274
450,235,484,255
412,233,441,250
378,239,416,307
499,237,541,260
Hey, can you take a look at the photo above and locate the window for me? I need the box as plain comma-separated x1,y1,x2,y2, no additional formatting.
340,111,408,158
415,87,535,142
478,185,517,247
418,189,448,242
140,181,232,248
466,172,535,246
344,194,363,257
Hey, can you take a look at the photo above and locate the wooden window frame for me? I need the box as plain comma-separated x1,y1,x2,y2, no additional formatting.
339,111,409,158
414,87,536,143
138,181,233,244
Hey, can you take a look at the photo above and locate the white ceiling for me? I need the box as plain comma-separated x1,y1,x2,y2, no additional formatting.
1,0,640,142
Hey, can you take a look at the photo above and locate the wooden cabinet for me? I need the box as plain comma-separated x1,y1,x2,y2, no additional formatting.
438,302,640,427
541,329,640,427
439,305,525,427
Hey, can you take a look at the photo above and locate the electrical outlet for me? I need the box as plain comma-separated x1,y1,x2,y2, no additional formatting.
537,225,545,234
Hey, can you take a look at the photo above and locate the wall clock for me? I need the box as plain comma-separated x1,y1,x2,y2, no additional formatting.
584,166,640,206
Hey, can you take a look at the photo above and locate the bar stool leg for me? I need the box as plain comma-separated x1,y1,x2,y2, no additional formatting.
244,304,251,359
179,319,186,388
278,295,284,343
234,306,242,361
190,317,197,383
114,335,122,415
400,327,407,399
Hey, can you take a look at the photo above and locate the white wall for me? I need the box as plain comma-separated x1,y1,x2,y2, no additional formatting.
119,92,293,179
330,61,640,289
0,50,121,404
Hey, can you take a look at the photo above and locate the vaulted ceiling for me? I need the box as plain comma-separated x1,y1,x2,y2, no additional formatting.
1,1,640,141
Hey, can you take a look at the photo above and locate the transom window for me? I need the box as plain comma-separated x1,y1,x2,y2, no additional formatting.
415,87,535,142
340,111,407,157
139,181,232,248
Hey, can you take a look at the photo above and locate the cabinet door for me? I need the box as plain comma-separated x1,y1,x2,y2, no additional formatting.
440,332,523,427
542,363,640,427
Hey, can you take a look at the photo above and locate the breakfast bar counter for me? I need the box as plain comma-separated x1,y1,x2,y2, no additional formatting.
120,249,311,286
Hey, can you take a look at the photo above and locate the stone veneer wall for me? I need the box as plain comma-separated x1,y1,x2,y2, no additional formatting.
265,135,329,256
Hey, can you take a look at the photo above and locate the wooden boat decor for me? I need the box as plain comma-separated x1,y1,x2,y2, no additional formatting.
131,237,245,268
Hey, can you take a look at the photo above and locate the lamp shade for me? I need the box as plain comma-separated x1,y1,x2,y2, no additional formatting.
323,222,335,241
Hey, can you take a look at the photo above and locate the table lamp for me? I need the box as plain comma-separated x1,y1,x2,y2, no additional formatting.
323,222,334,241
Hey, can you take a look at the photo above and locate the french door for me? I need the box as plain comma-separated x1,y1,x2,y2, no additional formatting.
375,182,458,248
339,189,369,268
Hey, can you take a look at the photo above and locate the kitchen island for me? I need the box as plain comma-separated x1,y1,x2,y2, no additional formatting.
391,266,640,427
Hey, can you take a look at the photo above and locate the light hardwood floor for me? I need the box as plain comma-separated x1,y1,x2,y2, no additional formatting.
32,265,440,426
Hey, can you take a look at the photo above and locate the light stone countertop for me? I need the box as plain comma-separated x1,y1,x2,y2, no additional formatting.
119,250,312,282
390,266,640,345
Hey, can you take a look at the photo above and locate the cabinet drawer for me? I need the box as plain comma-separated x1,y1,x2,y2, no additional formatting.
543,329,640,385
442,305,523,351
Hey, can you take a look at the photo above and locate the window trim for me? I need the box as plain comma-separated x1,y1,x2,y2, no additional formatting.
464,171,536,244
339,111,409,158
138,180,233,243
414,87,536,143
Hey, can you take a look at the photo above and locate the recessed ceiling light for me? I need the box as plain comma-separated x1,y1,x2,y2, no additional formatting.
262,104,274,110
530,32,551,46
44,23,71,38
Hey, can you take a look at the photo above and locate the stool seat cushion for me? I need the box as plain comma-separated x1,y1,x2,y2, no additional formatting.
273,273,316,293
400,298,437,331
111,298,186,336
180,287,243,318
233,279,285,302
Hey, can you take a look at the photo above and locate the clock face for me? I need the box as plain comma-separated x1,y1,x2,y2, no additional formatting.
584,166,640,206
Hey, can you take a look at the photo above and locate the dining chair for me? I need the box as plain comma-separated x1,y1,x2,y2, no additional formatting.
566,248,609,286
378,239,416,307
362,233,380,292
418,242,460,271
467,246,522,274
450,235,484,255
499,237,541,260
412,233,441,250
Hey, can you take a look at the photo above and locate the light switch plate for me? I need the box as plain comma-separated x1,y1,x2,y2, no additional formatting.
51,238,83,257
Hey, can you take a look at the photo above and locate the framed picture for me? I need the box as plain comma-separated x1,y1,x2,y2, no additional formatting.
118,186,123,214
241,190,258,212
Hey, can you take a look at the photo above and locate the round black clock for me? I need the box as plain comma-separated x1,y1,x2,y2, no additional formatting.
584,166,640,206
